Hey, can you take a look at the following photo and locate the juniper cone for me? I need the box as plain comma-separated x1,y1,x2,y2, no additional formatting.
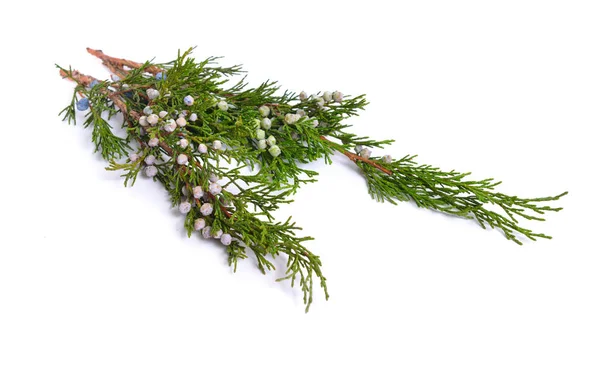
58,48,567,311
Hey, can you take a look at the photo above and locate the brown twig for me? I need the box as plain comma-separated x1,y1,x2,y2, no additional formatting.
60,69,147,149
103,60,130,80
59,68,93,86
59,67,232,219
319,136,393,175
86,48,162,75
67,50,389,213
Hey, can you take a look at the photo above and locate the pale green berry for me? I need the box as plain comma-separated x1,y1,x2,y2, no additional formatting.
217,100,228,111
268,145,281,157
284,113,299,125
256,129,265,140
266,135,276,146
333,91,343,103
258,105,270,117
261,118,272,130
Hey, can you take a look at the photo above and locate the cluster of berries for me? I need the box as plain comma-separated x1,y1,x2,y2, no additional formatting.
179,175,232,246
252,90,342,157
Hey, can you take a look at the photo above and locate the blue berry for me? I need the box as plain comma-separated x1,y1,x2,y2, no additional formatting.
76,98,90,111
89,80,99,88
183,95,194,106
155,72,166,80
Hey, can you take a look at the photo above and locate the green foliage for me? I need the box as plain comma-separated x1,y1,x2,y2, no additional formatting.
360,155,567,245
58,48,566,311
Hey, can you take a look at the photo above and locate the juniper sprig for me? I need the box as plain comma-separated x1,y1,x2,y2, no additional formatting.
58,48,566,311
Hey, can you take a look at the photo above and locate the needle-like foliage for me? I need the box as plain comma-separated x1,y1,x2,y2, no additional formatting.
58,48,566,311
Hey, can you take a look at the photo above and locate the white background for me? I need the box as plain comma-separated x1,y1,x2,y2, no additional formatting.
1,1,599,366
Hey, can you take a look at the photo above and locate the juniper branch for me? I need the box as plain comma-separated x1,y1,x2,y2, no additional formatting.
58,48,567,312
